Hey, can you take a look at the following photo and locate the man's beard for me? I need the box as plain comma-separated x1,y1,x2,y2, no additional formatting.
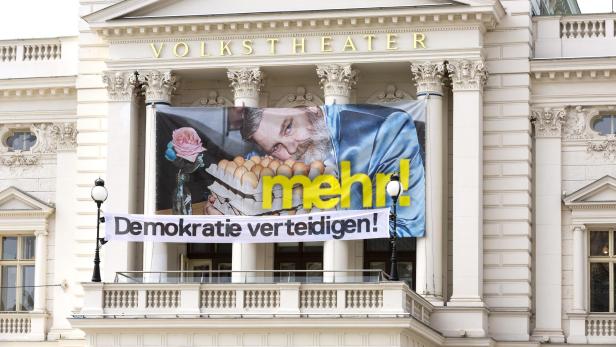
292,111,332,164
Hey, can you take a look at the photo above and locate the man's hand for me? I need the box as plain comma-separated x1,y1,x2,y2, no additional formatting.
203,193,223,215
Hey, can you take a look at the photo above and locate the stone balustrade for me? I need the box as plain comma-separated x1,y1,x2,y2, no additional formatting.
586,314,616,343
0,37,77,80
0,312,46,342
79,282,433,325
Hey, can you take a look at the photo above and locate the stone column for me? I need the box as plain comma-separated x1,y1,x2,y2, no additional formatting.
568,224,587,343
531,107,566,343
140,70,177,280
446,59,488,336
227,67,263,283
411,61,446,303
33,229,48,312
316,64,358,282
102,71,140,280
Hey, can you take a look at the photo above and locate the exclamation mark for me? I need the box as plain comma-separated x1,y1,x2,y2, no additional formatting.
373,212,378,232
399,159,411,206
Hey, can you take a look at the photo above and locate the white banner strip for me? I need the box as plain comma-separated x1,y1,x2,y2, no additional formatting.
104,208,390,244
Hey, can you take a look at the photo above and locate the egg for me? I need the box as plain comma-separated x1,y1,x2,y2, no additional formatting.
225,161,238,176
250,155,261,164
292,162,309,174
243,160,255,170
277,164,293,177
261,167,275,177
250,164,264,177
260,157,271,168
218,159,229,172
310,160,325,174
268,160,281,172
242,171,259,189
233,156,245,166
234,166,248,181
284,158,296,167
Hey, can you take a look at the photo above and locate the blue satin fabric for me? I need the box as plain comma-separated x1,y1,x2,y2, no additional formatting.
323,103,426,237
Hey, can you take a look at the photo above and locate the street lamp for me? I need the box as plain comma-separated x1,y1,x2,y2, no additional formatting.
90,178,108,282
386,173,403,281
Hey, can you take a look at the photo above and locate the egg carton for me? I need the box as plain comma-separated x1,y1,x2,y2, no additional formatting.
205,163,285,200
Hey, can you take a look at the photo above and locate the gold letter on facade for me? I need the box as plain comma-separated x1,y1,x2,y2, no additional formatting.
413,33,426,49
386,34,398,50
220,40,232,56
343,36,357,52
292,37,306,54
363,35,375,51
150,43,164,58
267,38,279,54
173,42,189,57
242,40,254,55
321,36,333,52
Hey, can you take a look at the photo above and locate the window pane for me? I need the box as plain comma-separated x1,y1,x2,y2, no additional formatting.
590,262,610,312
276,243,299,253
6,131,37,152
1,237,17,259
592,115,616,135
303,242,323,253
20,266,35,311
0,266,17,311
590,231,610,256
365,239,390,252
22,236,35,260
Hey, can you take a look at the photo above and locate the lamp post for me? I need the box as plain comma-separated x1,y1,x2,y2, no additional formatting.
386,173,403,281
90,178,108,282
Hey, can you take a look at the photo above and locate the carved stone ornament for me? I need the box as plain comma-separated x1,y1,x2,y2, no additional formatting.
0,122,78,167
193,90,229,106
139,70,177,103
410,62,446,95
563,106,590,140
531,108,566,138
587,135,616,159
227,67,264,100
102,71,139,101
446,59,488,91
316,64,358,98
275,86,323,107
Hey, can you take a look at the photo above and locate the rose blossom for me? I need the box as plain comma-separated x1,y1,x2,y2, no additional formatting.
171,127,206,162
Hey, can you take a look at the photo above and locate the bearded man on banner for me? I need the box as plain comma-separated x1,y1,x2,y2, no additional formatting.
239,103,426,238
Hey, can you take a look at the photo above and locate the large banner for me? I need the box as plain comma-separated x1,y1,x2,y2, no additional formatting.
104,208,389,243
155,102,426,238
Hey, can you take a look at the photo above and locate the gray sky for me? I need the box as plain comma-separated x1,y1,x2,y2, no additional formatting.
0,0,614,40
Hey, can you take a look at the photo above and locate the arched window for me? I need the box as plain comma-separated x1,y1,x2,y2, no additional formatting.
591,115,616,135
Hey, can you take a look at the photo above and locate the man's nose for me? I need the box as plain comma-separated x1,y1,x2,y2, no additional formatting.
283,139,298,154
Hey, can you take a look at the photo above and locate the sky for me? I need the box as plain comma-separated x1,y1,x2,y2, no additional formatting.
0,0,614,40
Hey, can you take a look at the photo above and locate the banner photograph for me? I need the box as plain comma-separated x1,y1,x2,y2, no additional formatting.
155,101,426,238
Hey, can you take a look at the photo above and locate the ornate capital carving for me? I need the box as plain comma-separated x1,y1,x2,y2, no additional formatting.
446,59,488,91
139,70,177,103
102,71,139,101
410,62,446,95
227,67,264,100
587,135,616,159
571,225,587,232
316,64,358,99
531,108,566,138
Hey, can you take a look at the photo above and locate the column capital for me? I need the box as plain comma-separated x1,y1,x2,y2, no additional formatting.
410,61,446,95
227,67,264,100
571,224,587,232
531,107,566,138
102,71,139,102
139,70,177,104
316,63,358,99
34,230,48,237
446,59,488,91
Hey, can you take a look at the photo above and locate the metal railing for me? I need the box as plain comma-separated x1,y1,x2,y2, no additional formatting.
114,269,391,284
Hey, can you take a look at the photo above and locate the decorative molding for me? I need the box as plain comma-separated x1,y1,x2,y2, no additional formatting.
564,175,616,210
138,70,177,103
0,87,75,99
0,121,78,167
410,61,446,95
531,108,566,138
446,59,488,91
191,90,231,106
587,135,616,160
316,64,358,99
102,71,139,101
563,106,590,140
275,86,323,107
366,84,413,104
227,67,264,100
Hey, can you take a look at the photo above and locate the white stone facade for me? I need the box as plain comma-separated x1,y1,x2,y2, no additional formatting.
1,0,616,346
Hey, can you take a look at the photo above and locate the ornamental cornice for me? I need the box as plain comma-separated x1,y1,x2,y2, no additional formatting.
410,61,446,95
531,58,616,81
138,70,177,103
446,59,488,91
316,64,358,98
227,67,264,100
102,71,140,101
0,87,75,99
88,7,502,39
530,107,566,138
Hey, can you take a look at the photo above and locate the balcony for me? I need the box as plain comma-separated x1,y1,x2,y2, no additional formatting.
534,14,616,58
0,312,46,341
0,37,77,80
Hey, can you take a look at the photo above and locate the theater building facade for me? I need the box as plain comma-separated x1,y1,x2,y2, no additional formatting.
1,0,616,346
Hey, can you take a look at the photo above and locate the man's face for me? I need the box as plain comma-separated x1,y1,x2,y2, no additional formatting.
252,108,322,161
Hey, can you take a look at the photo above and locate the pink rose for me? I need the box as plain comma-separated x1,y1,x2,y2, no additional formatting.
172,127,206,162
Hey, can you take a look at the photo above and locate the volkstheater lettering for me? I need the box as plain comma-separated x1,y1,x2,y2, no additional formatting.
149,33,427,58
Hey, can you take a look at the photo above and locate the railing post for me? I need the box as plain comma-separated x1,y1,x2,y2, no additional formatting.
236,289,245,312
382,283,406,314
607,18,615,38
336,289,346,311
137,287,147,313
278,283,300,316
81,283,104,316
180,284,201,316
